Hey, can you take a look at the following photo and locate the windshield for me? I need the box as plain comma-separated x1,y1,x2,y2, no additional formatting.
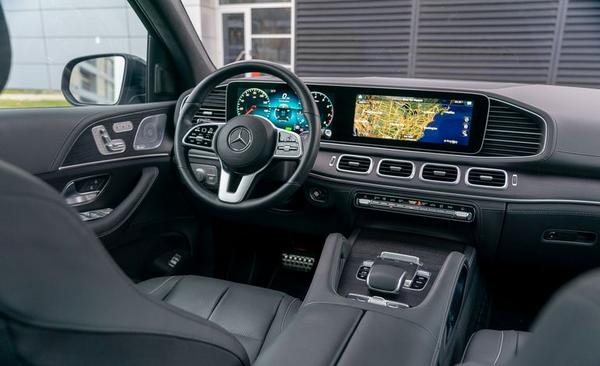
183,0,599,89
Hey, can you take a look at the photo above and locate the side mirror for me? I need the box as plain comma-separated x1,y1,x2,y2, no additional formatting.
61,54,146,106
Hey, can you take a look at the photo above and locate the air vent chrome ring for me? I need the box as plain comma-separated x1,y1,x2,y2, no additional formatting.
419,163,461,185
465,167,508,189
336,154,373,175
376,159,415,179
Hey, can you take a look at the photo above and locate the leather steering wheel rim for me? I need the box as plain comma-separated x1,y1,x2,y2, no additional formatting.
174,60,321,211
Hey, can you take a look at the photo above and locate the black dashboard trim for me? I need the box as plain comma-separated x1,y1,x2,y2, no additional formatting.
308,172,600,206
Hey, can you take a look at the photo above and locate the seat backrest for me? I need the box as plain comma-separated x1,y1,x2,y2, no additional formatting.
0,159,250,366
507,268,600,366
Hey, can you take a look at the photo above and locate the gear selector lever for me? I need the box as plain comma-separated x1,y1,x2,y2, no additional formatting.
366,252,421,294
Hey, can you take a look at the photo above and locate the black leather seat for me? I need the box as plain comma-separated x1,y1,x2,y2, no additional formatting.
0,158,299,365
138,276,300,361
459,330,530,365
457,269,600,366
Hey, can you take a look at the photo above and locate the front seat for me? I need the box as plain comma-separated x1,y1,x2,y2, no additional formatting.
458,268,600,366
0,158,299,365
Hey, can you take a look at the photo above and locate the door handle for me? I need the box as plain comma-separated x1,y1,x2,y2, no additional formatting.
63,175,109,206
88,167,159,237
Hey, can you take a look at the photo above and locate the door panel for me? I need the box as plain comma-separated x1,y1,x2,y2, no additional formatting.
0,103,199,281
0,102,174,174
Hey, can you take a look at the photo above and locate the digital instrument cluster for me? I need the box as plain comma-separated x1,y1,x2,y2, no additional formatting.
225,81,489,154
227,82,334,136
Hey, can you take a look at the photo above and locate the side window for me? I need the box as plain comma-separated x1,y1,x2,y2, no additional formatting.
1,0,148,108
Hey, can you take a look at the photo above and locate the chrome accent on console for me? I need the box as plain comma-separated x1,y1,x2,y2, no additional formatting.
348,293,409,309
376,159,415,179
465,167,508,189
419,163,461,185
380,252,422,266
336,154,373,175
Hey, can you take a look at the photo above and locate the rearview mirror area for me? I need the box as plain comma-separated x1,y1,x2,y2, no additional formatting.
62,54,146,106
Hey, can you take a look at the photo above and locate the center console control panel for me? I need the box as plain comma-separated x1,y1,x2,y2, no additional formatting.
348,251,433,309
356,252,431,292
355,192,475,222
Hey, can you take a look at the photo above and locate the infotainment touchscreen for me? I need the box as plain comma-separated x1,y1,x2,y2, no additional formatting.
353,94,474,147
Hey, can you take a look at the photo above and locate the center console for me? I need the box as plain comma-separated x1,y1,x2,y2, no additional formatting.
255,230,480,366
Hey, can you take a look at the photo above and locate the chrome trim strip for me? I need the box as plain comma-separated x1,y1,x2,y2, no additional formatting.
465,167,508,190
376,159,415,180
309,171,600,206
58,153,169,170
336,154,373,175
380,252,422,266
419,163,461,185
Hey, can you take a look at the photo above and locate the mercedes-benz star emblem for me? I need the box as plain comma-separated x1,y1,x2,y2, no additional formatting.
227,127,253,152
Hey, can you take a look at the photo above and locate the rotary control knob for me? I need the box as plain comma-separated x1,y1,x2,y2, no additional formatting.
193,167,207,183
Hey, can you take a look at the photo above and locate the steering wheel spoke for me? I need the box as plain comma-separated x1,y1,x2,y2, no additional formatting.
218,168,257,203
174,60,320,210
273,129,303,160
182,123,224,152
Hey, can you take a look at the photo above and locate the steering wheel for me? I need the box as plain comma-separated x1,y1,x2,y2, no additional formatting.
174,60,321,211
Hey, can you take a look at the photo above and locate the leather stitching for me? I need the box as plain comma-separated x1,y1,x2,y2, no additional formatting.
460,330,478,363
280,298,299,332
208,286,231,321
493,330,504,365
254,295,285,358
148,276,175,296
162,277,183,302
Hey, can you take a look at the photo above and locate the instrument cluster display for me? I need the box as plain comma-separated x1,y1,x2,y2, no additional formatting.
227,82,334,135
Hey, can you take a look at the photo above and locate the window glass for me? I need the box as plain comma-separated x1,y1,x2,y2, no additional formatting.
252,38,291,64
222,13,246,64
184,1,293,68
1,0,148,108
251,8,290,34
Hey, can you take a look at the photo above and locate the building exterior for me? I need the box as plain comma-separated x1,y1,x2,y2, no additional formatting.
2,0,600,93
184,0,293,68
2,0,147,91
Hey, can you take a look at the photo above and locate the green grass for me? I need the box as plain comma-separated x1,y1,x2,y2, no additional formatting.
0,99,71,108
2,89,63,95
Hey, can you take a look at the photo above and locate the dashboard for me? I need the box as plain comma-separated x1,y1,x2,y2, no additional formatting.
187,76,600,266
226,81,489,154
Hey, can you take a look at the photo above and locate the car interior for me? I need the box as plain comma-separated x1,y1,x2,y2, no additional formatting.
1,1,600,365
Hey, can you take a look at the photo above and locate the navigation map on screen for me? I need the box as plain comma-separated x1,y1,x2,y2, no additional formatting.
353,94,474,146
